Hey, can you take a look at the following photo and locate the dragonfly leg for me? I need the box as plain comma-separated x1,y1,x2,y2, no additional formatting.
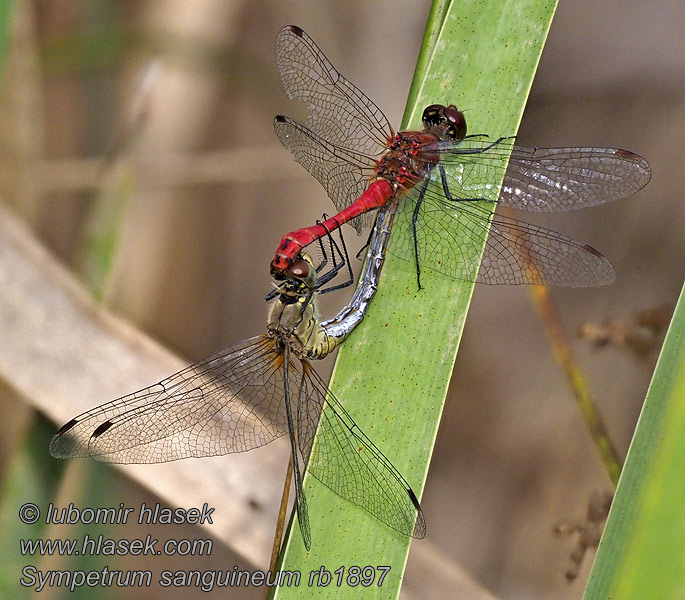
355,224,376,261
438,164,488,205
314,217,354,294
313,216,331,274
456,135,516,155
411,176,431,290
484,135,515,150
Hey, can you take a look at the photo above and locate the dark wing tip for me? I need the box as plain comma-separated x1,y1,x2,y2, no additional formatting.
613,149,641,160
582,245,615,286
93,420,114,438
407,487,427,539
407,487,421,509
614,148,652,187
50,419,80,458
613,149,649,169
54,418,78,438
582,244,606,260
274,114,287,124
284,25,305,37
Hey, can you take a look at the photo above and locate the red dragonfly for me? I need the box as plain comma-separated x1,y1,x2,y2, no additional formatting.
272,26,650,288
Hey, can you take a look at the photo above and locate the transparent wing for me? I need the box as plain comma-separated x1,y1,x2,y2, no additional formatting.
391,190,615,287
280,346,315,551
49,336,291,463
274,116,377,231
291,358,426,539
276,25,393,156
432,139,651,211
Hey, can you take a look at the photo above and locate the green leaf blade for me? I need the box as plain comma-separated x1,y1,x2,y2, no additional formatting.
584,281,685,599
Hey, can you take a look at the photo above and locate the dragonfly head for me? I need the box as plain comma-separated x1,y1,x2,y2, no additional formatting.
422,104,467,141
270,254,317,300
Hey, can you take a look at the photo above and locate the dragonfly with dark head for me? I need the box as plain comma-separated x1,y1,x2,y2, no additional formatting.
50,243,424,551
271,25,651,289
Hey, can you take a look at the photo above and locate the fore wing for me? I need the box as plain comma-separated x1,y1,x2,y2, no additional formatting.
50,336,290,463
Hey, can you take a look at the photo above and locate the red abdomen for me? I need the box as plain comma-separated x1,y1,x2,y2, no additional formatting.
272,178,394,271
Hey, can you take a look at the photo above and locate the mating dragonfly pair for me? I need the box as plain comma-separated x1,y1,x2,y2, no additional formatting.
51,26,650,550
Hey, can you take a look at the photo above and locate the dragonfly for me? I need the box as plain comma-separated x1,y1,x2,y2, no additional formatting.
49,243,424,551
271,25,651,288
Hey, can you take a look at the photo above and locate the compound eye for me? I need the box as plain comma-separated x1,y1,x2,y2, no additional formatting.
287,258,310,280
443,105,467,139
422,104,442,116
421,104,444,125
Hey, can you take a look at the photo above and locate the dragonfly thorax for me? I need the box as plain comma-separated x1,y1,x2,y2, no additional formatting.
267,293,335,360
376,132,439,188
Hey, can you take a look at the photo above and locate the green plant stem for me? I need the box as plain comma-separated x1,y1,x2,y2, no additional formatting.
529,285,623,485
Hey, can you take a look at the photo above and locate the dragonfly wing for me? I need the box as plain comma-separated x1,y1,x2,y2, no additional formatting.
277,25,393,156
500,146,651,212
280,348,313,550
391,187,615,286
478,211,615,286
293,475,311,551
49,336,290,463
275,116,377,231
437,139,650,211
293,359,426,539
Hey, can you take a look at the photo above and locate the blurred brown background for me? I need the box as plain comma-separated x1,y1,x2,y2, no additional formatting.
0,0,683,598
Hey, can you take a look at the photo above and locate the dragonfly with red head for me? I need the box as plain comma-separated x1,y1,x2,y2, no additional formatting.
271,25,650,289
